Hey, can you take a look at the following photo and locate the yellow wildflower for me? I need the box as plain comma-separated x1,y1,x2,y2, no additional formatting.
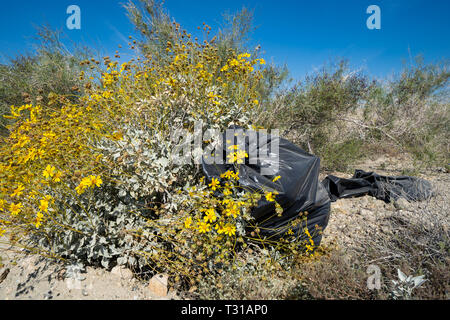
52,171,62,183
223,223,236,236
224,203,239,218
38,195,53,213
11,184,25,198
265,192,276,202
203,208,217,223
184,216,193,229
198,221,211,234
89,175,103,188
35,211,44,229
208,178,220,191
215,222,225,234
43,165,56,179
220,170,234,180
272,175,281,183
10,203,23,216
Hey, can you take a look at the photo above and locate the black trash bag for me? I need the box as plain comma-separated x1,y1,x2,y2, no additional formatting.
201,128,434,246
201,129,331,245
322,170,434,203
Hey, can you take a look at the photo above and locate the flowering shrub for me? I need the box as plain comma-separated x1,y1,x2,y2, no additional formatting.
0,24,318,287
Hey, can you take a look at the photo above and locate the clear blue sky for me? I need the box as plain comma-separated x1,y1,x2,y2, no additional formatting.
0,0,449,80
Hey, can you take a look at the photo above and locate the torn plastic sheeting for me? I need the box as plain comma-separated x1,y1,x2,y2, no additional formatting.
322,170,434,203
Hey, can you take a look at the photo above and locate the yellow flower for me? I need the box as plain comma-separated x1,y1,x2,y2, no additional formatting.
259,58,266,65
228,150,248,164
184,216,193,229
43,165,56,179
76,175,102,194
35,211,44,229
10,202,23,216
11,184,25,198
38,195,53,213
0,199,6,211
304,227,311,238
203,208,217,223
236,150,248,163
227,145,240,151
208,178,220,191
227,153,238,163
223,223,236,236
223,188,232,196
265,192,276,202
39,201,48,213
52,171,62,183
224,203,239,218
272,175,281,183
220,170,234,180
29,190,38,199
198,221,211,234
215,222,225,234
76,178,91,194
89,175,103,188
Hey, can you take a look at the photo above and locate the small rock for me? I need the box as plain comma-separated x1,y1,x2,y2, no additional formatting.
111,266,134,280
148,274,168,297
43,291,53,300
359,197,369,207
394,198,410,210
359,208,371,216
0,267,10,284
82,289,89,296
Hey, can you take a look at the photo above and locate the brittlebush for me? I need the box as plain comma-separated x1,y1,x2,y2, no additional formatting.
0,29,317,287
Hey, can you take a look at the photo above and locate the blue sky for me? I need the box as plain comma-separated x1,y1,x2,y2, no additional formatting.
0,0,449,81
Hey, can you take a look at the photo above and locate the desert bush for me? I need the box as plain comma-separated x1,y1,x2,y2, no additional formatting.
363,57,450,166
366,198,450,299
291,248,380,300
262,57,449,170
0,26,91,136
125,0,288,107
0,20,318,290
260,60,372,170
195,247,311,300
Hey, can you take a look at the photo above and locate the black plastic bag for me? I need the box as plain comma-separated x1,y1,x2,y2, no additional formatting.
201,129,433,246
322,170,434,203
202,130,331,245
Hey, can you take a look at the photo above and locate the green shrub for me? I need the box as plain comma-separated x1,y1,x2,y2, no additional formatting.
363,57,449,166
0,26,90,136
